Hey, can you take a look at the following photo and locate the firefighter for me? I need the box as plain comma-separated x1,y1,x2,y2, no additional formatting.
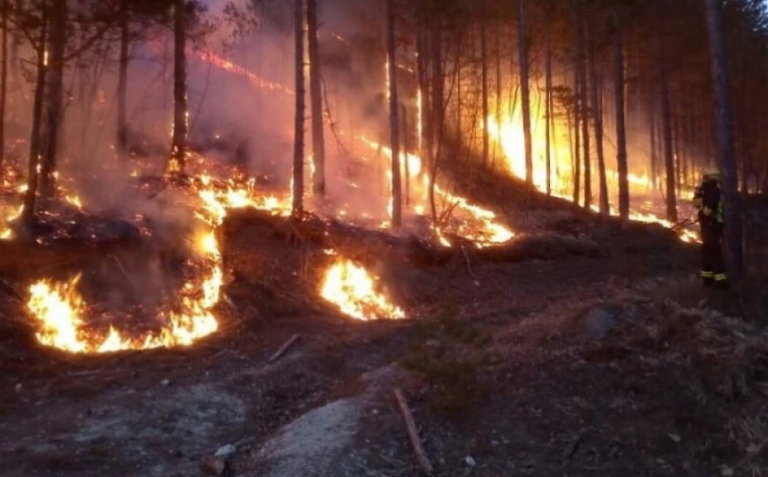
693,170,727,288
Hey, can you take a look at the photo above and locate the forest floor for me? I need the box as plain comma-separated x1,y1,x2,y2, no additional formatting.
1,168,768,477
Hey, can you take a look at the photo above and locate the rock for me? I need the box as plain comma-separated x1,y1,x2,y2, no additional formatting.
721,465,734,476
465,456,477,467
668,433,681,443
580,305,620,341
214,444,237,459
161,379,171,386
199,455,226,475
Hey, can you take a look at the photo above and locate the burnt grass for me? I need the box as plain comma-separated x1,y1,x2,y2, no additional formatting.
1,174,768,476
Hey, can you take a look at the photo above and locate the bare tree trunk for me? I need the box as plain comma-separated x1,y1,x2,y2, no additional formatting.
659,47,677,222
116,0,129,160
545,25,552,196
292,0,305,218
428,25,442,225
387,0,402,228
589,42,608,216
0,0,7,168
614,10,629,221
402,103,410,207
579,15,591,209
39,0,66,201
495,24,501,165
307,0,325,196
650,109,657,189
705,0,744,283
169,0,188,174
518,0,533,187
573,58,581,205
481,21,489,168
22,0,48,227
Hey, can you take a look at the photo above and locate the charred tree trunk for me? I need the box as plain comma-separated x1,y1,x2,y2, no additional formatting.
169,0,188,174
545,26,552,196
307,0,325,196
387,0,402,228
573,58,581,205
0,0,7,168
495,23,502,166
589,42,608,217
705,0,744,283
481,21,489,168
402,103,410,207
659,47,677,222
614,11,629,221
292,0,305,218
579,15,591,209
40,0,66,201
116,0,129,160
21,1,48,227
518,0,533,187
650,108,658,189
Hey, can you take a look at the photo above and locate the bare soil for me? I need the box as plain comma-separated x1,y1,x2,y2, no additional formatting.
1,176,767,477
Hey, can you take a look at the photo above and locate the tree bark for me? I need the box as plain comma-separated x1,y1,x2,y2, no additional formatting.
116,0,129,160
659,45,677,222
572,55,581,205
705,0,744,282
0,0,7,169
589,39,608,217
481,21,489,168
579,13,591,209
169,0,188,174
545,25,552,196
387,0,402,228
40,0,67,201
292,0,305,218
21,0,48,227
307,0,325,196
614,10,629,221
518,0,533,187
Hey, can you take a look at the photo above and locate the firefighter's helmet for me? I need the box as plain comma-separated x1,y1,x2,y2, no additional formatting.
703,169,721,180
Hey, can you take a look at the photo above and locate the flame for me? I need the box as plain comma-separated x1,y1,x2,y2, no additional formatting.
197,51,293,94
320,258,405,321
27,227,222,354
196,174,291,227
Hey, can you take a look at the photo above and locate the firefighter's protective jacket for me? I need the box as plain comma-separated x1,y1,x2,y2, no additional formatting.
693,179,724,226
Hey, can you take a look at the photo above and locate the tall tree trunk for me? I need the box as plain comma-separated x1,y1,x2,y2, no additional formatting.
659,48,677,222
481,21,489,168
579,14,591,209
573,57,581,205
169,0,188,174
545,25,552,196
428,24,442,225
116,0,129,160
402,103,409,207
307,0,325,196
589,40,608,216
21,0,48,227
292,0,305,217
40,0,66,201
518,0,533,187
495,22,502,166
705,0,744,283
614,10,629,221
387,0,402,228
0,0,7,169
650,109,658,189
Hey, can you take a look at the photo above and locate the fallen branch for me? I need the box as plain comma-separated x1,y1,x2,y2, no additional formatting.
268,333,301,363
393,388,434,475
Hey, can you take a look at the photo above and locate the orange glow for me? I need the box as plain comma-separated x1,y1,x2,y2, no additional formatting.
320,257,405,321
